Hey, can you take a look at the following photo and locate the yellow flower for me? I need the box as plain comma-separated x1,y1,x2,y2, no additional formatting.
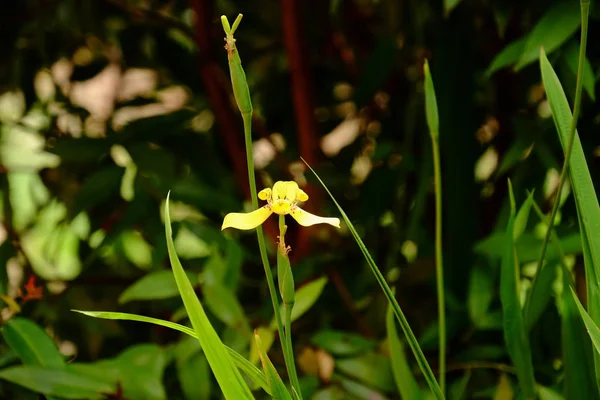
222,181,341,230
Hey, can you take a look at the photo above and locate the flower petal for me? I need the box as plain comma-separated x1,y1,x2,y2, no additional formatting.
289,207,340,228
222,206,273,230
258,188,271,201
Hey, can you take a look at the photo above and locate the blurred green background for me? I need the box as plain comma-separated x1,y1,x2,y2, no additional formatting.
0,0,599,398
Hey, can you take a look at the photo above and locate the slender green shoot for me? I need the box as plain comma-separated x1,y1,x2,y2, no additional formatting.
220,14,295,394
424,59,446,395
532,0,589,303
278,215,302,399
303,159,444,399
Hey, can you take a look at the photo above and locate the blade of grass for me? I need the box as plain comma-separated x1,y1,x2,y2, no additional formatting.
386,300,422,400
500,181,536,399
529,198,599,399
424,59,446,395
254,331,294,400
570,287,600,355
165,193,255,400
538,8,600,383
303,159,444,400
72,310,270,395
530,0,594,328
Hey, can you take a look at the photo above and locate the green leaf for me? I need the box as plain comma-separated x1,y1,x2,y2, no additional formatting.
467,265,494,327
499,181,536,399
0,365,114,399
563,41,595,101
73,310,269,395
486,37,526,76
2,317,64,368
176,344,211,400
203,282,251,336
311,330,376,357
166,193,255,400
524,261,558,332
304,161,443,399
514,191,535,240
562,280,599,399
253,332,293,400
119,270,198,304
515,1,580,70
443,0,462,16
336,352,395,392
386,303,422,400
540,47,600,383
270,276,328,329
570,287,600,356
423,59,439,135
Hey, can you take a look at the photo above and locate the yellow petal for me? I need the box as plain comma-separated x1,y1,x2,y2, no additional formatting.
289,207,340,228
258,188,271,200
296,189,309,202
222,206,273,230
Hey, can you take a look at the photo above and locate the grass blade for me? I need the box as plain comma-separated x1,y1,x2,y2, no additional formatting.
539,30,600,384
530,195,599,399
254,331,294,400
303,160,444,400
72,309,270,394
386,301,422,400
500,181,536,399
570,287,600,355
165,193,255,400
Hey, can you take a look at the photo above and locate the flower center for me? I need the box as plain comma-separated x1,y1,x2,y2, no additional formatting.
271,199,293,215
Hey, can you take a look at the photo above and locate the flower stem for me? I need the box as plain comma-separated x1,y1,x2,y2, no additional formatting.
431,132,446,395
278,215,302,399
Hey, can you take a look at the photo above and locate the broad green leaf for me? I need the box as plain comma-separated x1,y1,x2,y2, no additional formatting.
499,181,536,399
474,232,582,261
311,330,376,357
203,282,251,336
516,2,580,70
119,270,198,304
386,303,421,400
467,265,494,326
336,352,395,392
73,310,269,395
71,344,168,400
486,37,526,76
270,276,328,329
166,193,254,400
253,332,293,400
563,41,595,101
2,317,64,368
0,365,113,399
177,349,211,400
304,161,443,399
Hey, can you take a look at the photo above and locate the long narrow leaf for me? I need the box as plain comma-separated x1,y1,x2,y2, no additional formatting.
303,160,444,400
540,46,600,385
500,181,536,399
386,302,422,400
72,310,269,394
165,193,255,400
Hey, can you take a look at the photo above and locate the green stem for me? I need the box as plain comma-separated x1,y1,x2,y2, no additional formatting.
431,133,446,395
241,113,291,386
278,215,302,399
529,0,589,319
